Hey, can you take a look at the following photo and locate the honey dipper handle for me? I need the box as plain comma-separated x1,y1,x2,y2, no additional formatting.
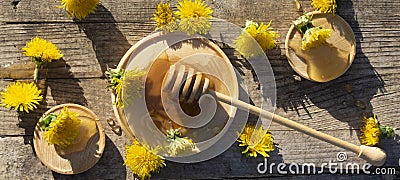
212,91,386,166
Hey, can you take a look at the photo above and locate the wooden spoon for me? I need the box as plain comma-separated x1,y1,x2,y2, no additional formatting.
162,64,386,167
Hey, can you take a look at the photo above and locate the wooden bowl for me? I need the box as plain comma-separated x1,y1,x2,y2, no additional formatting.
285,11,356,82
33,104,105,174
111,32,238,155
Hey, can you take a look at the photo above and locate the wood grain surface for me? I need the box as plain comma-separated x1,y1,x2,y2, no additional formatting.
0,0,399,179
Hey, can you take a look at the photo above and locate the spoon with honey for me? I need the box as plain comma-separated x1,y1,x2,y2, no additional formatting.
162,64,386,166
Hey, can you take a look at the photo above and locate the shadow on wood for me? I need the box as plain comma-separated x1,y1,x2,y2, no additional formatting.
52,136,126,179
17,59,88,156
17,104,47,154
74,4,132,75
270,0,385,130
46,59,88,106
266,0,398,167
153,141,284,179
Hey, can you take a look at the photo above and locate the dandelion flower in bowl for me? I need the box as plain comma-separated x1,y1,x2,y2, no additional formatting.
0,81,43,113
301,26,332,50
44,106,81,147
166,128,195,156
105,68,146,108
293,14,332,50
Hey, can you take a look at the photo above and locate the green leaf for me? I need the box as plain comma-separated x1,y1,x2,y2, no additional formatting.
105,68,125,91
379,125,396,139
39,113,57,131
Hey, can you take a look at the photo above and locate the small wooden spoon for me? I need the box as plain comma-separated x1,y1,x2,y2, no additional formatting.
162,65,386,167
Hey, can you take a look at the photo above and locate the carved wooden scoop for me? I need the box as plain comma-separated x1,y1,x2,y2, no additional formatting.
162,64,386,167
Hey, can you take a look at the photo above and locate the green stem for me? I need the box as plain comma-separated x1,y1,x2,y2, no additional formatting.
300,23,314,34
34,65,39,83
33,58,44,82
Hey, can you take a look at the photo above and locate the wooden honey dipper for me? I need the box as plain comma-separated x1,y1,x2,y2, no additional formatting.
162,64,386,166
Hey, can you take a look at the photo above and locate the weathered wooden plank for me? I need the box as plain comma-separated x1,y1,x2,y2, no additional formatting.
1,130,399,179
0,0,398,34
158,128,400,178
1,0,289,23
0,74,398,136
0,135,133,179
0,20,398,116
1,21,399,80
0,22,152,79
0,0,397,145
1,0,399,48
2,0,400,24
0,0,159,23
0,0,399,82
0,0,399,179
0,78,119,136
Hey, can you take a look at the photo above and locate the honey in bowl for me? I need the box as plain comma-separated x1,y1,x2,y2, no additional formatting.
144,40,231,142
288,34,350,82
55,116,98,155
285,12,356,82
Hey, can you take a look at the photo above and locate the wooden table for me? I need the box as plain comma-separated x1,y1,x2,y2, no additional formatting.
0,0,399,179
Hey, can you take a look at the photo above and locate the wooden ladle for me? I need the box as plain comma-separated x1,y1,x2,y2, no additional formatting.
162,65,386,167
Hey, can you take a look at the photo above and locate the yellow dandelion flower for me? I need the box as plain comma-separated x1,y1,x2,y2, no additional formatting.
175,0,213,35
293,14,332,50
22,36,63,81
44,106,81,147
166,128,195,156
105,68,124,107
105,68,146,108
310,0,337,14
301,26,332,50
175,0,213,19
234,21,279,58
59,0,100,20
113,77,124,107
22,37,63,63
245,21,279,51
234,31,264,58
152,2,177,32
360,115,380,146
237,124,275,158
124,140,165,180
122,68,146,107
0,81,43,113
178,17,211,35
293,14,312,31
